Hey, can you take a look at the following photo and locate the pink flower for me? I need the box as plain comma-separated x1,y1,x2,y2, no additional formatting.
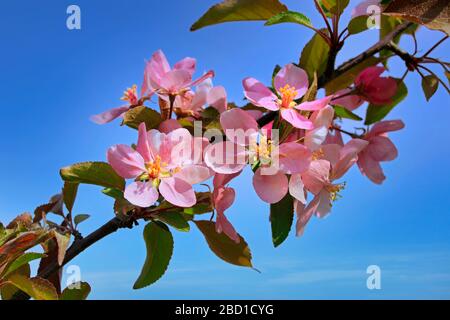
213,173,241,243
143,50,214,102
107,123,211,208
355,66,398,105
295,139,369,236
243,64,332,129
357,120,405,184
332,88,364,111
90,85,145,125
352,0,382,18
205,108,312,204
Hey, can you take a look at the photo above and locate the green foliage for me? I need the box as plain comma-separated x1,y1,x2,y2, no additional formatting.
299,31,330,80
422,75,439,101
3,253,45,278
63,182,79,213
123,106,162,130
8,274,59,300
154,212,190,232
191,0,288,31
74,214,90,227
195,220,253,268
365,80,408,125
134,222,174,289
348,15,369,35
265,11,313,29
319,0,350,16
60,282,91,300
60,162,125,191
333,105,363,121
270,193,294,247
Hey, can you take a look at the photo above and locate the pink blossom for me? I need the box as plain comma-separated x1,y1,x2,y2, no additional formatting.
352,0,382,18
332,88,364,111
213,173,241,243
295,139,368,236
90,85,145,125
143,50,214,102
243,64,332,129
107,123,211,208
357,120,405,184
205,108,312,204
355,66,398,105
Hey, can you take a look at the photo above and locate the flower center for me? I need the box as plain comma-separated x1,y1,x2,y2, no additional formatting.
278,84,298,109
250,135,273,165
144,155,167,180
121,85,139,105
326,183,346,202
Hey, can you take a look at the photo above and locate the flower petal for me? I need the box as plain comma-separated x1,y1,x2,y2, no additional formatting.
252,168,288,204
369,120,405,137
90,106,129,125
368,136,398,162
107,144,146,179
137,123,152,163
289,173,306,204
296,96,332,111
278,142,311,174
357,152,386,184
207,86,227,113
302,160,330,195
174,57,196,76
205,141,247,174
281,109,314,130
243,77,279,111
124,181,159,208
274,64,308,99
174,165,213,185
159,177,196,207
220,108,259,146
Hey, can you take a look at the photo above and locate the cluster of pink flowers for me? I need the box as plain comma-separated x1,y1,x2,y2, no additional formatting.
92,50,404,240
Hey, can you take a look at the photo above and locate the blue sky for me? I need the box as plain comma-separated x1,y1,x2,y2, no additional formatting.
1,0,449,299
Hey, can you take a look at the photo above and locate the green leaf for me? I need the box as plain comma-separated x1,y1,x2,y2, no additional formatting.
265,11,313,29
384,0,449,35
270,193,294,248
325,56,381,94
319,0,350,15
123,106,162,130
333,105,363,121
154,212,190,232
348,15,370,35
191,0,288,31
299,31,330,80
63,182,79,213
102,188,125,200
183,192,214,215
60,282,91,300
421,75,439,101
3,253,45,278
60,162,125,191
365,80,407,125
194,220,253,268
133,222,174,289
8,274,59,300
74,214,90,227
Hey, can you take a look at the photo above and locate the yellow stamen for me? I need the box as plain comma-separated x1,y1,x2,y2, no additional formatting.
326,183,346,202
121,85,138,105
278,84,298,109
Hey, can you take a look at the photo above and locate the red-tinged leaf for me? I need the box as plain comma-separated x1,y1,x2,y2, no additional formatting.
7,213,33,229
8,274,59,300
33,201,59,223
54,233,71,266
38,238,62,294
63,182,79,213
0,264,30,300
191,0,288,31
194,220,253,268
422,75,439,101
60,282,91,300
384,0,449,35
